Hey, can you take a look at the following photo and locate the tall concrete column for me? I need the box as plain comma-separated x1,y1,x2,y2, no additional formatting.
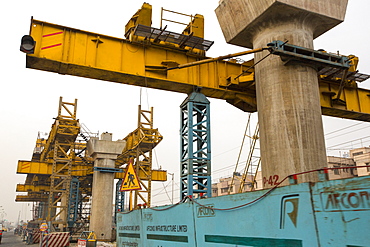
58,193,67,230
87,133,126,241
216,0,348,187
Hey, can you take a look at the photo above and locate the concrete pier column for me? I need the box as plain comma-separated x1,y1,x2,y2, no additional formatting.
216,0,348,187
58,193,67,230
87,133,126,241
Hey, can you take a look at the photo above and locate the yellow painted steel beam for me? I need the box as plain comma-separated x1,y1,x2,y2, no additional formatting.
16,184,50,192
16,194,49,202
116,127,163,165
40,119,80,161
18,160,166,181
26,19,257,112
125,3,152,37
114,169,167,181
320,81,370,121
17,160,90,177
24,19,370,121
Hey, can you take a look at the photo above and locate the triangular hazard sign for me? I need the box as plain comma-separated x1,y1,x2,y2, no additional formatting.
120,159,141,191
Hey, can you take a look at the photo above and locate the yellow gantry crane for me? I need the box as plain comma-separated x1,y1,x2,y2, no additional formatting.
20,3,370,122
46,98,80,226
116,105,164,209
16,98,166,230
16,97,93,230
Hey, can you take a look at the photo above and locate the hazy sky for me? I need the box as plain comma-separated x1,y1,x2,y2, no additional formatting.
0,0,369,224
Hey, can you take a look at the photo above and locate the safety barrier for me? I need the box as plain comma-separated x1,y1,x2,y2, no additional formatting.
26,229,41,244
40,232,70,247
32,230,41,244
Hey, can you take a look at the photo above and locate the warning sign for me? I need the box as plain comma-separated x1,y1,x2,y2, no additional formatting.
77,239,87,247
120,159,141,191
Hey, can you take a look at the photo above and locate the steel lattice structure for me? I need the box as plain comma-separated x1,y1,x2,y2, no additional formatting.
180,91,212,199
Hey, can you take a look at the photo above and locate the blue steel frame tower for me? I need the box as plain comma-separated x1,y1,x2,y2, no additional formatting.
67,177,80,228
115,179,125,223
180,91,212,200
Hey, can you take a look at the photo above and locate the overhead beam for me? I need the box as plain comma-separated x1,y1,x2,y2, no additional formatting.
17,160,166,181
17,160,90,176
24,19,370,121
16,184,50,192
16,194,49,202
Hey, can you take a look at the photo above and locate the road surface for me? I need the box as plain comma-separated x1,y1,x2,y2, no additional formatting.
0,231,37,246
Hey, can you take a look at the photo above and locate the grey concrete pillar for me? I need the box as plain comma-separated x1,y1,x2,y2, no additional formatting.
216,0,348,187
58,193,67,230
87,133,126,241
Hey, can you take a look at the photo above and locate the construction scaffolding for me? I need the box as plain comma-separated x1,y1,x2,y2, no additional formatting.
116,105,164,209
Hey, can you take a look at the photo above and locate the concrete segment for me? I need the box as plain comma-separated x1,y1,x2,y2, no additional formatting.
87,132,126,241
216,0,348,187
216,0,348,48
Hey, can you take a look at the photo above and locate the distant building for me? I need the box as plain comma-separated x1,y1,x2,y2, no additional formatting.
350,147,370,176
326,156,356,179
212,171,262,197
326,146,370,179
212,147,370,197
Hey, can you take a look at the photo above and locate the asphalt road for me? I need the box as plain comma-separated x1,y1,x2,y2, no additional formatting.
0,231,37,246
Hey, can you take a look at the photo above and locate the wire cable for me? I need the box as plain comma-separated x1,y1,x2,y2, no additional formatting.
140,165,370,213
325,122,365,136
327,135,370,148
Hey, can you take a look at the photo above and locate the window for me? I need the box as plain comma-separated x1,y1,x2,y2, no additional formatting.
221,187,232,193
244,182,252,188
353,151,363,156
350,167,356,175
333,165,340,175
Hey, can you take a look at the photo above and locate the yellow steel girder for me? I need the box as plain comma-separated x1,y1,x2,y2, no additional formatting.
17,160,166,181
26,18,257,112
16,193,49,202
17,160,90,176
116,127,163,165
24,18,370,121
16,184,50,192
114,169,166,181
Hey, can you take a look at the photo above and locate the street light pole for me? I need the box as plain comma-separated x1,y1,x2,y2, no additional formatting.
168,173,174,204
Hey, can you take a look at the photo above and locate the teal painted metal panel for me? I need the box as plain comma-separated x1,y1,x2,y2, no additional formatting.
116,210,143,247
117,203,196,247
117,176,370,247
204,235,303,246
193,183,318,246
140,203,196,246
311,176,370,247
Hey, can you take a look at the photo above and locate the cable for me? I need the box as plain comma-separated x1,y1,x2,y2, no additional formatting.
153,149,160,170
144,165,370,212
228,114,251,193
235,52,272,79
152,181,172,197
325,122,365,136
327,136,370,148
148,197,188,211
326,125,370,141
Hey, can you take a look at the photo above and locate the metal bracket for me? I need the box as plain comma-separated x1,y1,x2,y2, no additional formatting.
93,167,122,173
267,40,351,69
